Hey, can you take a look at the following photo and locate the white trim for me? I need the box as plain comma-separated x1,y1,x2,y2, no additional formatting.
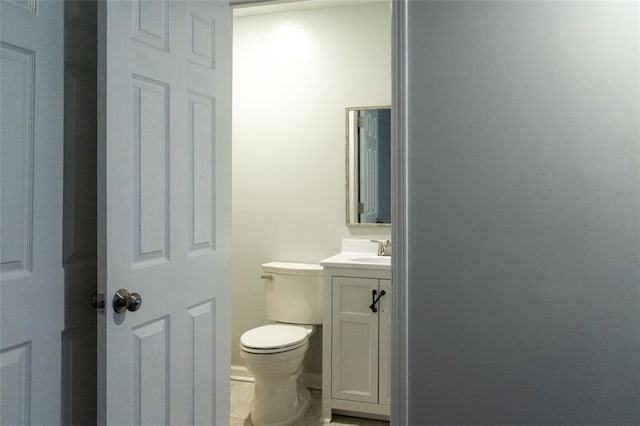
230,365,323,390
391,0,408,425
230,365,253,382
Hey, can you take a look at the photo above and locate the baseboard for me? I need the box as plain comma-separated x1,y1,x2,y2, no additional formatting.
230,365,322,390
230,365,253,382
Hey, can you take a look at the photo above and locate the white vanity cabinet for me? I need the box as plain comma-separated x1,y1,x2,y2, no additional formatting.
321,266,391,422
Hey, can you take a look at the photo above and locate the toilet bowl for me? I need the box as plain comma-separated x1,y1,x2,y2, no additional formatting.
239,262,323,426
240,324,314,426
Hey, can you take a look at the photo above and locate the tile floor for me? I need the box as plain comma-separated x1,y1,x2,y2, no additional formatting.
230,380,390,426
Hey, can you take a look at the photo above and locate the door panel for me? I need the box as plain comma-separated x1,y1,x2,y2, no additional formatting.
132,317,170,425
97,1,231,424
331,276,379,404
0,1,64,424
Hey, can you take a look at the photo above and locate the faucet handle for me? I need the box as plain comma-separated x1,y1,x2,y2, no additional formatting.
370,239,391,256
383,240,392,256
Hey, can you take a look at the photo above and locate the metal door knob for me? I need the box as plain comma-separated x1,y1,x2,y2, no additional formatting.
113,289,142,313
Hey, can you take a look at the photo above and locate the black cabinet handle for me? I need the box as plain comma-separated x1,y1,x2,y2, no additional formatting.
369,289,387,313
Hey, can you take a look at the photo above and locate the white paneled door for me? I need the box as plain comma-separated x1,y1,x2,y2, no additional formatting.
97,1,231,424
0,1,64,424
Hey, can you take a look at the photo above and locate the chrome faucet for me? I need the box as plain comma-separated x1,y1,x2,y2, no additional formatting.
371,239,392,256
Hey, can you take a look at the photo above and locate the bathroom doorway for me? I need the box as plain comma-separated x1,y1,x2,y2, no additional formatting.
229,0,393,424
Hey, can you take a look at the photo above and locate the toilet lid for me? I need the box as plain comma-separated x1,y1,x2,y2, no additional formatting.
240,324,313,350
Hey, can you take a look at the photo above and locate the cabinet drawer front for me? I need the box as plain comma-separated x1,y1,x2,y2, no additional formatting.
331,277,379,404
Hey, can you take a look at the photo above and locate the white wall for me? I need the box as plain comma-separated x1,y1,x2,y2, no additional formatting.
406,2,640,424
232,2,391,375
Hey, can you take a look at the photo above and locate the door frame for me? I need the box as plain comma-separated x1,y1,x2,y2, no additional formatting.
390,0,408,424
230,1,411,423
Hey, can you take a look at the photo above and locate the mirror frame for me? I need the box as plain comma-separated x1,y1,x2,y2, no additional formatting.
345,105,392,227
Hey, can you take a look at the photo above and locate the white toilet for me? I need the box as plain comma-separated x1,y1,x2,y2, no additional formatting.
240,261,323,426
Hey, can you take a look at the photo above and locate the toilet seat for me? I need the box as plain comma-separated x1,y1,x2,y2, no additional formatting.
240,324,314,354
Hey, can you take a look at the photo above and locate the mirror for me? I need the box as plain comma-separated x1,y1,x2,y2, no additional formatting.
346,106,391,226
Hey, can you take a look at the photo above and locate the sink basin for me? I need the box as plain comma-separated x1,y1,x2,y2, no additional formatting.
350,256,391,265
320,241,392,270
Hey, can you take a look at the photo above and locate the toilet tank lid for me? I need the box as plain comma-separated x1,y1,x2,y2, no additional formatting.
262,261,323,276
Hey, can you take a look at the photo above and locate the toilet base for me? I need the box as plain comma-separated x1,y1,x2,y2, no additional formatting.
250,386,310,426
241,343,311,426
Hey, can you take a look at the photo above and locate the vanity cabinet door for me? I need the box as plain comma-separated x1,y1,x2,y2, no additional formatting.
378,279,392,406
331,276,379,404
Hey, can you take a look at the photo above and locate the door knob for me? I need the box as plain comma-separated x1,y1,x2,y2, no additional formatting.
113,289,142,313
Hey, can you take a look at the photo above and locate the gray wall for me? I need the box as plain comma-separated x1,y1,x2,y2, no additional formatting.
406,2,639,424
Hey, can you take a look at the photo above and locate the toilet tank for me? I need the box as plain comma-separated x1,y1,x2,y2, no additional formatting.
262,262,323,324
